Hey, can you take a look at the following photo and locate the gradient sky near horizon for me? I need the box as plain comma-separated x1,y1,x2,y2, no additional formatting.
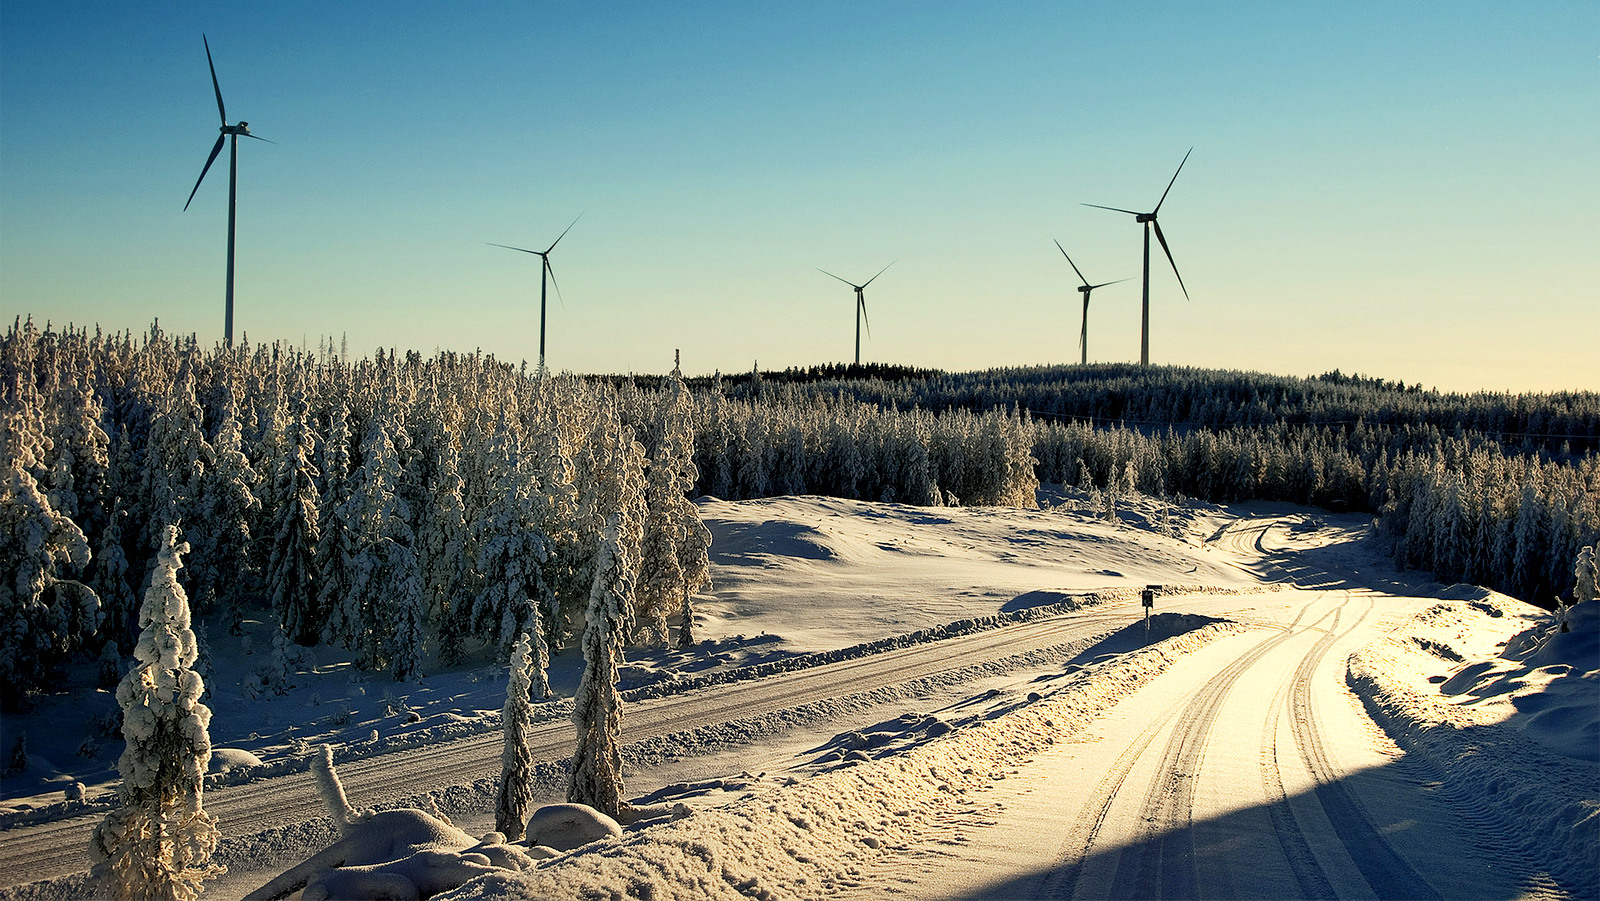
2,2,1595,393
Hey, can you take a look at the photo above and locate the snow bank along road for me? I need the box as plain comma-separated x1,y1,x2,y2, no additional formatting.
0,602,1139,888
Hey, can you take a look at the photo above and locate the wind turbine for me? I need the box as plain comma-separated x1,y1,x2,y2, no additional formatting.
1054,240,1129,366
184,35,271,348
1083,147,1193,365
818,261,894,366
489,213,582,374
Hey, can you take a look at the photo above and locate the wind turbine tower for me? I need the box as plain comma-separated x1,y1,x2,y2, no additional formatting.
489,214,582,374
184,35,271,348
1083,148,1193,365
818,261,894,366
1054,240,1129,366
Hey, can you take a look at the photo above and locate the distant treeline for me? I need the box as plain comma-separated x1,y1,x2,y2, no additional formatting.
708,363,1600,458
662,365,1598,608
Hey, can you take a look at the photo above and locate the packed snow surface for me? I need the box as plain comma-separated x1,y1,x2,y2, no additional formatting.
2,489,1595,900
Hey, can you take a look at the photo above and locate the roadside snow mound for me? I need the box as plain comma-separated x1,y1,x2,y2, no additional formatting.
1348,596,1599,897
524,803,622,851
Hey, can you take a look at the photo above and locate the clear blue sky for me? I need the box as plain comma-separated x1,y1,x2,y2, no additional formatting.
3,2,1595,391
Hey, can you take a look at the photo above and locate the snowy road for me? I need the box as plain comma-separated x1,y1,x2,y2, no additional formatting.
837,521,1548,900
0,604,1135,888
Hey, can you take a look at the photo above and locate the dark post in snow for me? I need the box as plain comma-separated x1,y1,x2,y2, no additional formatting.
1142,584,1157,636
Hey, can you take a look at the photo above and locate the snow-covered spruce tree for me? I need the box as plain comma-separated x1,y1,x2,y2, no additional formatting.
0,406,101,707
636,451,686,646
91,502,139,654
567,512,635,820
325,414,425,678
44,366,111,540
1575,546,1598,606
313,400,354,652
469,415,553,661
640,366,712,650
196,387,261,614
496,632,537,840
265,390,321,646
675,495,712,650
137,365,213,594
420,432,469,665
89,525,223,901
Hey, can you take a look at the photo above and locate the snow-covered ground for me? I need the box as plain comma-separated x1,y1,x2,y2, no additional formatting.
2,488,1595,899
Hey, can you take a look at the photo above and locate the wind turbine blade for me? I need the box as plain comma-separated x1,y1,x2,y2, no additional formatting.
203,35,226,125
184,134,227,210
1152,221,1190,301
545,258,567,310
1153,146,1193,215
546,212,583,253
1088,277,1133,290
1054,239,1089,286
241,133,275,144
861,259,896,288
488,242,542,254
1080,203,1143,216
859,295,871,338
817,268,859,289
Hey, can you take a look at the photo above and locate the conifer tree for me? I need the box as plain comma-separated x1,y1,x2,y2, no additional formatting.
1574,545,1597,606
89,525,224,901
138,367,212,586
266,392,321,646
469,416,553,660
325,414,422,676
197,387,260,612
496,632,536,840
313,400,354,651
568,513,633,820
91,501,138,653
1,406,100,706
420,437,469,664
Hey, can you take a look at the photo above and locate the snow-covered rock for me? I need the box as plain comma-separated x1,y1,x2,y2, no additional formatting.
523,802,622,851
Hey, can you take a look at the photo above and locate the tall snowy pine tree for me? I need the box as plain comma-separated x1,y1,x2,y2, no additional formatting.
89,525,224,901
567,512,636,820
496,632,537,840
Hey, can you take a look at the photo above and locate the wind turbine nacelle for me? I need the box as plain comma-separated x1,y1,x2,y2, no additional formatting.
1136,212,1157,224
1078,285,1093,294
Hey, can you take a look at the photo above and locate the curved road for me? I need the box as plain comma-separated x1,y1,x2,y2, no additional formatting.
843,516,1546,900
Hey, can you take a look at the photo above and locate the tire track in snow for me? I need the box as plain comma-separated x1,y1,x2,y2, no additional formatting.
1049,602,1326,899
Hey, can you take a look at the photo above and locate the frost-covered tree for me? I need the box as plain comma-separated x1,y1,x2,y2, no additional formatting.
1574,545,1597,605
89,525,224,901
1,407,100,706
469,416,553,661
313,400,354,651
496,632,537,840
419,436,468,664
637,367,712,649
265,392,320,646
196,387,260,612
91,502,139,653
637,462,687,646
138,366,212,588
567,513,634,820
325,414,424,678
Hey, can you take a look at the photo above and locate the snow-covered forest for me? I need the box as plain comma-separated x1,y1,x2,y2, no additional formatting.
3,317,1596,710
687,364,1600,607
